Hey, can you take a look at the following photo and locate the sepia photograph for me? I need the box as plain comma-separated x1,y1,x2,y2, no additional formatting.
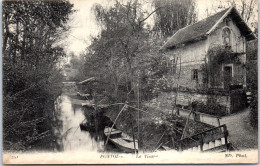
2,0,258,164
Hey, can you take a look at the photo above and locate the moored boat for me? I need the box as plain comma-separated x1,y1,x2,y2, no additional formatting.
77,92,91,100
104,126,138,153
81,100,94,107
80,120,95,132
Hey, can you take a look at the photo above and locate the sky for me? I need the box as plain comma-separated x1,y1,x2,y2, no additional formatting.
63,0,258,56
63,0,104,56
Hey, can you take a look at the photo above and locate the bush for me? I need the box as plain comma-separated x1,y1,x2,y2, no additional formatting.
192,99,227,117
246,39,258,128
249,91,258,128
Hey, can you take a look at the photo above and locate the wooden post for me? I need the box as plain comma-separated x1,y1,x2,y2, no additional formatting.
152,131,166,152
93,92,98,134
137,71,140,154
223,125,229,151
200,134,204,152
131,121,137,155
171,137,175,148
217,118,221,126
181,108,192,140
174,56,180,117
179,142,183,151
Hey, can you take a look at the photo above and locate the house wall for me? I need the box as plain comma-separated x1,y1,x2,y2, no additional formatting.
155,15,249,115
164,40,207,89
207,16,247,87
232,63,246,85
207,16,247,54
164,15,247,90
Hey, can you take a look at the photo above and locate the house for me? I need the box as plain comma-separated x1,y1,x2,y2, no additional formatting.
159,7,256,114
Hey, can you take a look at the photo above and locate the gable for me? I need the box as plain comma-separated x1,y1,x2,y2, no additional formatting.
226,8,256,40
161,7,256,50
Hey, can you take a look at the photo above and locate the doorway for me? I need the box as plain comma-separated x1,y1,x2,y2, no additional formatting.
223,66,232,89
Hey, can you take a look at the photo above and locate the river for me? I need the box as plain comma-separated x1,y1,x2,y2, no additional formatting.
55,94,120,153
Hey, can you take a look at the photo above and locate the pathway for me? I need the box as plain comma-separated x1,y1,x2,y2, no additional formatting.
176,107,258,150
220,108,258,150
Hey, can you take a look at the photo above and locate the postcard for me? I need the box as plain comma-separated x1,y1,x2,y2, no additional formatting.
2,0,258,164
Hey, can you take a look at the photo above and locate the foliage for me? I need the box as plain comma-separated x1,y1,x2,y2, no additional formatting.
208,46,241,64
81,0,163,102
63,54,84,81
3,0,74,151
192,99,227,117
69,56,81,69
246,40,258,128
202,46,243,88
152,76,171,96
137,40,173,100
152,0,197,37
79,0,198,103
76,1,192,151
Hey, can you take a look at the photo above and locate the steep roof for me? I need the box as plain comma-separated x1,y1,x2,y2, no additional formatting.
161,7,256,50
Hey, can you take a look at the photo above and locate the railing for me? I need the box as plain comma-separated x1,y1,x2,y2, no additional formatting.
176,124,229,152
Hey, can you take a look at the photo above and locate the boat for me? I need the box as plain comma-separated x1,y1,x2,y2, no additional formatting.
80,120,95,132
81,100,94,107
77,92,91,100
104,126,138,153
81,102,110,109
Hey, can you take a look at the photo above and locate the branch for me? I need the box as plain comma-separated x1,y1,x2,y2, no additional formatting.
246,0,255,22
139,7,163,24
6,78,47,101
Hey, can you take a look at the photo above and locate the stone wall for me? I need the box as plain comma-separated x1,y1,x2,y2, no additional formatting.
147,91,231,114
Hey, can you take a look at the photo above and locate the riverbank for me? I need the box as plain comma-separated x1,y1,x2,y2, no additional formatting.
3,83,63,152
144,94,258,150
102,102,213,152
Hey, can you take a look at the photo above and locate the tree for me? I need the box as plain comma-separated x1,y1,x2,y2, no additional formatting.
152,0,197,37
204,0,257,30
87,0,159,101
246,39,258,128
3,0,74,151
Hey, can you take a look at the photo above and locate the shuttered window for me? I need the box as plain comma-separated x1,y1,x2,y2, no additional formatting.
192,69,198,82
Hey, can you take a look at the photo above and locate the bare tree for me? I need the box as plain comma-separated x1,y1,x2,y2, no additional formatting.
204,0,257,26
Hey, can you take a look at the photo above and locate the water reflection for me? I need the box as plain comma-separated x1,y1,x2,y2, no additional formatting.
57,95,104,152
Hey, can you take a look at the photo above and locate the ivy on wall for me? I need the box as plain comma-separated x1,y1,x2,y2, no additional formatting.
201,45,243,88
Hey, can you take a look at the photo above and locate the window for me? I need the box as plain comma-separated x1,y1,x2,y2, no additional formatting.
222,27,231,47
192,69,198,82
